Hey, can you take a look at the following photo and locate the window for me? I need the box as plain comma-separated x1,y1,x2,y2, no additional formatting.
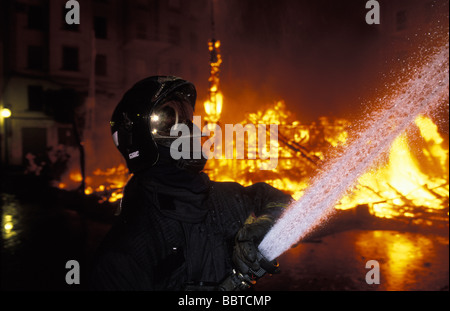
27,85,45,111
168,25,181,45
28,5,48,30
396,10,407,31
62,46,79,71
95,54,107,76
94,16,108,39
27,46,46,71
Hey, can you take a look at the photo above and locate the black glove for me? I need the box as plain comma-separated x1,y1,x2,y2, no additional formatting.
232,214,278,276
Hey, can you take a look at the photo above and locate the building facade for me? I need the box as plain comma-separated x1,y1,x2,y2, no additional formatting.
1,0,210,169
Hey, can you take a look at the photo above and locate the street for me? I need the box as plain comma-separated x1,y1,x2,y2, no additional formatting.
1,191,448,291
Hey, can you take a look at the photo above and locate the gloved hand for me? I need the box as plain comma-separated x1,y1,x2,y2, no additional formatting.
232,214,278,276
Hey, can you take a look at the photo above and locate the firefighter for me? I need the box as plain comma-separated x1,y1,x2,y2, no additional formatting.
90,76,291,290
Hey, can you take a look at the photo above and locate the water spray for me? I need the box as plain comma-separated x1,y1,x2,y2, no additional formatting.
258,43,449,262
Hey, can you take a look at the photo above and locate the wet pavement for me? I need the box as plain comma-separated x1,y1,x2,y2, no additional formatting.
256,230,449,291
1,190,112,291
1,189,448,291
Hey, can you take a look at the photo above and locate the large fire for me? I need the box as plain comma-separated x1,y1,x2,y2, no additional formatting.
203,101,448,224
336,115,449,222
204,100,351,200
58,100,448,226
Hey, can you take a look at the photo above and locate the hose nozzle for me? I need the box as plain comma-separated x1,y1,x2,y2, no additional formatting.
219,252,279,291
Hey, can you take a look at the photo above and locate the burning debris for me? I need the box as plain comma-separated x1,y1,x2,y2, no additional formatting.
204,100,349,198
58,163,128,204
206,101,448,227
56,99,448,227
336,114,449,223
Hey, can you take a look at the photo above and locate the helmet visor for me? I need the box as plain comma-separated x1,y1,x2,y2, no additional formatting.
150,93,194,146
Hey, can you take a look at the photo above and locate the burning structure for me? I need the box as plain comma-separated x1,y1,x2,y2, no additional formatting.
57,94,448,229
204,39,223,125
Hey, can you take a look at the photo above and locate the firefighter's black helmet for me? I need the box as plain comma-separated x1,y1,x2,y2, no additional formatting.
110,76,197,173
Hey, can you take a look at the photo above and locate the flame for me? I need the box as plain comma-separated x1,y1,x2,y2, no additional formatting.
58,97,447,227
204,39,223,124
204,91,223,123
69,171,83,183
336,115,448,222
204,100,350,201
204,100,447,225
60,163,129,203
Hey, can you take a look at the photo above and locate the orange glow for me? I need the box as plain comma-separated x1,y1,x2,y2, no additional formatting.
204,100,448,224
204,100,350,201
336,115,448,221
69,171,83,183
60,163,129,204
204,92,223,123
58,100,447,227
204,39,223,124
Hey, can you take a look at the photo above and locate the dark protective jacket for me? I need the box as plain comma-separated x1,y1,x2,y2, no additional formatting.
90,171,291,291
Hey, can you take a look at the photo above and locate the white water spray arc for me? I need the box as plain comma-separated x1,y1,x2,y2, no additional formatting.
258,44,449,261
